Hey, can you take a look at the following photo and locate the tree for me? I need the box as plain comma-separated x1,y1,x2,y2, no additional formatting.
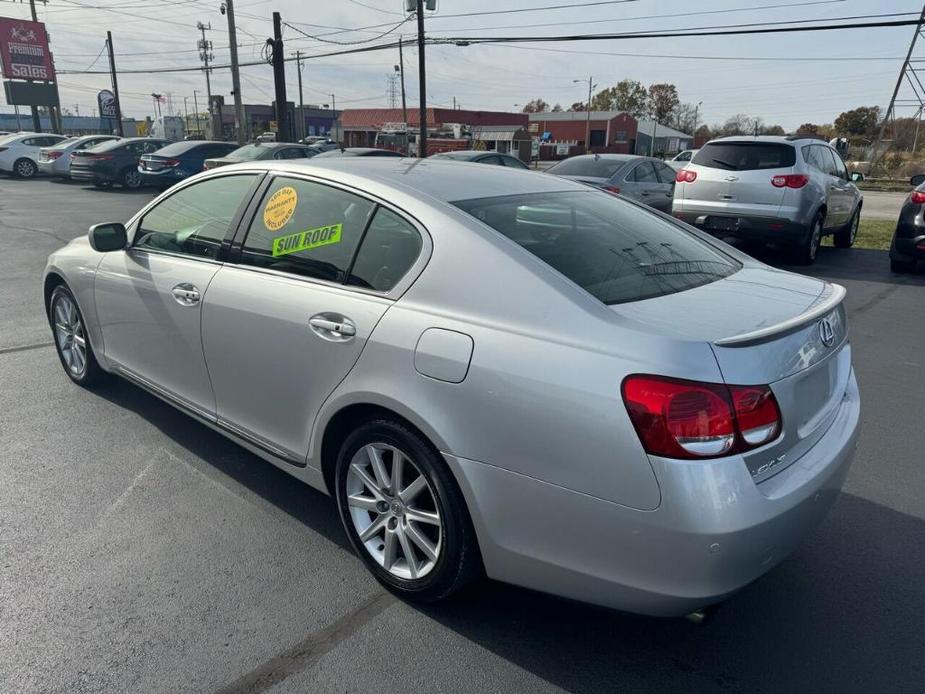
521,98,549,113
647,83,680,123
569,101,587,112
763,124,786,136
551,103,563,112
796,122,821,136
590,79,647,116
694,124,712,144
673,102,700,135
834,106,880,137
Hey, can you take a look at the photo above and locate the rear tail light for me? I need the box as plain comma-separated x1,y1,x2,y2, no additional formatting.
602,184,621,195
676,169,697,183
771,174,808,189
163,158,181,167
87,154,113,160
622,375,782,459
910,191,925,205
47,151,63,160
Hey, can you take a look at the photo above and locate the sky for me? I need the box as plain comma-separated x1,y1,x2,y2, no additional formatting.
0,0,922,131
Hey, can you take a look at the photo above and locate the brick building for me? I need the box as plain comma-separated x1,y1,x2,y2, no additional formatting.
528,111,692,159
336,107,528,148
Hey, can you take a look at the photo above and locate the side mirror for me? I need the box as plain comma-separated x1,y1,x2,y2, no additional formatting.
850,171,865,182
910,173,925,187
89,222,127,252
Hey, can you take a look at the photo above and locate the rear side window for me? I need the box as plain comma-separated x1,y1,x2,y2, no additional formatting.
692,142,795,171
453,191,739,305
547,156,627,178
347,208,422,291
627,162,657,183
241,177,375,283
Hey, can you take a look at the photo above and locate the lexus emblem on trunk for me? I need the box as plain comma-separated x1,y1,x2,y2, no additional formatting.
819,316,836,347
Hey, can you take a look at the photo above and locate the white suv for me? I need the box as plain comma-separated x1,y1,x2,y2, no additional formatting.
0,132,68,178
672,136,863,264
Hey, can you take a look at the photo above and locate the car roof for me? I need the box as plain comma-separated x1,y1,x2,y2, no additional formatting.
218,158,581,203
707,135,803,145
433,150,512,160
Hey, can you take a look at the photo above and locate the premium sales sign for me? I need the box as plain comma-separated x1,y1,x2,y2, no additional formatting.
0,17,55,81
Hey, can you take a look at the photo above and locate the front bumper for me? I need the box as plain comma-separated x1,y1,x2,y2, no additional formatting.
446,369,860,617
673,210,807,244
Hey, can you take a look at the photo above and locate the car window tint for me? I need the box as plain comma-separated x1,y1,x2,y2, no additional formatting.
241,177,376,283
479,155,504,166
693,142,795,171
677,151,691,161
547,156,628,178
134,174,257,259
278,147,307,159
654,161,677,184
453,191,739,305
501,156,528,169
628,162,658,183
347,207,422,292
831,150,848,179
22,138,37,146
817,146,839,177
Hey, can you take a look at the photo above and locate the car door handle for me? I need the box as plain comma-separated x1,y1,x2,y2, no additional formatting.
171,283,201,306
309,314,356,339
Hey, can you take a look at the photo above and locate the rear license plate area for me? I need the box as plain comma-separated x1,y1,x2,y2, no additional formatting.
706,216,739,232
794,361,835,432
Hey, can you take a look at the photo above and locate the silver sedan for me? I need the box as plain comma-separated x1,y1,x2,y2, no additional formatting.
43,158,860,617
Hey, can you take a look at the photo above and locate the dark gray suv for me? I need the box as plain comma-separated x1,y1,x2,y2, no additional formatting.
672,136,862,264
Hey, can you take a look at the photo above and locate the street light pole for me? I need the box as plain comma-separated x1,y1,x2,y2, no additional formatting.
295,50,305,141
193,90,202,135
586,76,593,152
415,0,427,158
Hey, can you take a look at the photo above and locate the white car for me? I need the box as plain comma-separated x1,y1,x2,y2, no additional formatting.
38,134,121,179
0,132,68,178
667,148,700,170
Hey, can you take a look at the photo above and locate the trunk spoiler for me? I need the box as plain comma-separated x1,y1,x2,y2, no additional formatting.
713,282,846,347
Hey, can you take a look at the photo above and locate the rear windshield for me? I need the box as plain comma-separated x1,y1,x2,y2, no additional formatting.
453,191,739,305
546,156,629,178
151,141,201,156
92,138,134,152
692,142,795,171
228,144,267,160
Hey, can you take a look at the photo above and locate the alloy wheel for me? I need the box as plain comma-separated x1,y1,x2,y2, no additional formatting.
16,159,36,177
52,294,87,377
345,442,443,580
124,169,142,188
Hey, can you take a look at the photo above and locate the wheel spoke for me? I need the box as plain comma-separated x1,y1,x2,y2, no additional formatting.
390,450,404,496
54,303,67,325
399,475,427,504
382,529,398,571
347,493,379,513
71,345,85,373
350,464,384,501
396,525,419,579
358,514,387,543
404,521,438,562
405,507,440,526
73,333,86,348
366,444,390,490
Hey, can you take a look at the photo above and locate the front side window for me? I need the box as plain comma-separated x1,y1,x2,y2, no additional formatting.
453,191,739,305
134,174,258,259
240,177,375,283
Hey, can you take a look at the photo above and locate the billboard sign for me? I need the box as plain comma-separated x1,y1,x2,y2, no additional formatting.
0,17,56,81
97,89,116,118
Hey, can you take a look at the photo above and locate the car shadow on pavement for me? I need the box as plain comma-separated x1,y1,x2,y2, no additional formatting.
93,378,352,552
746,245,925,287
414,492,925,693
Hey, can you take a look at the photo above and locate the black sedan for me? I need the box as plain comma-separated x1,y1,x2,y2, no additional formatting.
70,138,170,189
312,147,404,158
138,140,238,187
890,173,925,273
429,149,528,169
203,142,319,170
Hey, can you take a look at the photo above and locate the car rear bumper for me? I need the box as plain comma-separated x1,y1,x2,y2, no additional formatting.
37,160,69,176
672,209,807,244
446,369,859,617
70,167,110,182
138,167,189,185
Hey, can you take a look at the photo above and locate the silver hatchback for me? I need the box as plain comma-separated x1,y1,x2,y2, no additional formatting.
672,136,862,264
43,159,859,617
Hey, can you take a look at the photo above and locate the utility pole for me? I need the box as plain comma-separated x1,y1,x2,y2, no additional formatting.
295,50,305,141
415,0,427,157
585,76,593,152
183,96,189,136
224,0,246,144
270,12,289,142
27,0,40,131
398,37,408,129
193,90,202,136
106,31,124,136
197,22,214,137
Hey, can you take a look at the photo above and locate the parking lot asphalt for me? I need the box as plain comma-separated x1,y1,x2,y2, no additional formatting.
2,177,924,693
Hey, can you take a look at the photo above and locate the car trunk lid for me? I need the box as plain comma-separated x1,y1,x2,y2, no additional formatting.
612,265,850,482
140,154,180,171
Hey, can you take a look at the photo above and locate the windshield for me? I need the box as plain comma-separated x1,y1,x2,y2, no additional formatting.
692,142,795,171
453,191,740,305
546,156,629,178
228,144,267,160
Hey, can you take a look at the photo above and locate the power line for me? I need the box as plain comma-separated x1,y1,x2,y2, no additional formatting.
283,18,410,46
437,0,642,19
346,0,403,16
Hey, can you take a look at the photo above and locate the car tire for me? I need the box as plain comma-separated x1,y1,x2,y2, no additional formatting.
334,418,481,602
890,258,916,273
793,213,824,265
48,284,108,387
834,208,860,248
13,158,37,178
121,167,142,189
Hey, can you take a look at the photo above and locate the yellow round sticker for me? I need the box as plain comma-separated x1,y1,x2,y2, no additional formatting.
263,186,298,232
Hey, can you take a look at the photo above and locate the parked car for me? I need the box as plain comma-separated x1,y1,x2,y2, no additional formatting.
70,138,170,189
0,132,68,178
139,140,238,188
307,141,340,153
255,132,277,143
672,136,862,264
38,135,121,179
313,147,404,158
203,142,319,170
43,158,859,617
546,153,677,212
429,149,528,169
889,173,925,273
667,148,700,170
